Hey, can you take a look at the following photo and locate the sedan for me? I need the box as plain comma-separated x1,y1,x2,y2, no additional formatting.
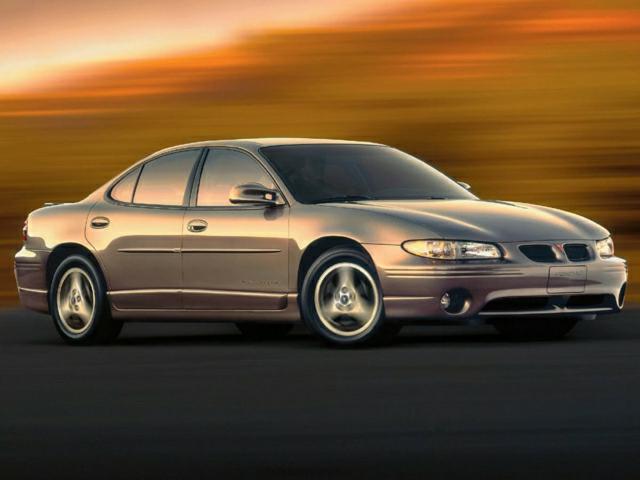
14,139,627,346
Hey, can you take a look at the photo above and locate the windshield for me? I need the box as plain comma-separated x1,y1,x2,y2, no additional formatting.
260,144,476,204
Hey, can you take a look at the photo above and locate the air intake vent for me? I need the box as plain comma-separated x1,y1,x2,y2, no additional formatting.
519,244,557,263
482,296,551,312
565,294,605,308
564,244,590,262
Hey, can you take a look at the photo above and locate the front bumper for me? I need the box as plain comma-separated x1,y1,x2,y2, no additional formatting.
14,246,50,313
365,243,628,322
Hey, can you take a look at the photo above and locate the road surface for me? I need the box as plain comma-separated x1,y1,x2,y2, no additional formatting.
1,308,639,479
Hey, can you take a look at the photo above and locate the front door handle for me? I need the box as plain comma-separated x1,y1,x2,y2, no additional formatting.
187,219,208,233
90,216,110,229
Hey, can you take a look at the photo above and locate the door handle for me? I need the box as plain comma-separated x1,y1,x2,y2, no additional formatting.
90,217,110,229
187,219,208,233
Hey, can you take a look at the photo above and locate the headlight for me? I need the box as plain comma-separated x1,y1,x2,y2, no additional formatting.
595,237,614,258
402,240,502,260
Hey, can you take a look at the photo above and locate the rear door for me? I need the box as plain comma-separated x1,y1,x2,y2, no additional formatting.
87,149,202,310
181,148,289,310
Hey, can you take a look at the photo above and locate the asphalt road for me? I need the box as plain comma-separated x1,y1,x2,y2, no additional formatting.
1,309,640,479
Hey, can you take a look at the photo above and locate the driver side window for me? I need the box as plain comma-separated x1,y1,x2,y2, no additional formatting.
197,149,275,207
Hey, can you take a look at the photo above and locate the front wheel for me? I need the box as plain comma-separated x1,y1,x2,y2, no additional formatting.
49,255,122,345
300,247,399,347
492,317,578,341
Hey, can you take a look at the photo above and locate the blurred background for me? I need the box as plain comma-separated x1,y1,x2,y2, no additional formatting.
0,0,637,306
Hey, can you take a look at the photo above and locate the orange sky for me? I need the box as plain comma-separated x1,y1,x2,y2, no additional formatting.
0,0,404,93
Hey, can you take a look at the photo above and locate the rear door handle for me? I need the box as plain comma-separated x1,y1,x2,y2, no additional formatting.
187,219,208,233
90,217,110,229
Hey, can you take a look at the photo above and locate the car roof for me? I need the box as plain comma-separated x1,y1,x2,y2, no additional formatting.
151,138,385,157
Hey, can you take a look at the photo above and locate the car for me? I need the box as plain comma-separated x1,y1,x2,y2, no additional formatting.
14,139,628,346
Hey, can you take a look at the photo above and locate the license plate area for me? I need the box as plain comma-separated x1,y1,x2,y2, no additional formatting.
547,266,586,294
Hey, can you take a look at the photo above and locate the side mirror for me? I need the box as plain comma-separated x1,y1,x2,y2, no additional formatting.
229,183,282,206
457,181,471,190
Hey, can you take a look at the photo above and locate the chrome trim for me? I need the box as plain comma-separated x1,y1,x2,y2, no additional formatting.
384,265,524,279
388,274,523,279
18,287,48,294
117,248,180,253
108,288,285,297
185,289,285,297
14,264,42,271
109,289,175,295
181,248,281,254
117,248,281,254
384,296,435,301
479,306,613,316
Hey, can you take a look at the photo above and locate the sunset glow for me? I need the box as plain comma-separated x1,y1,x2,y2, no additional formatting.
0,0,399,93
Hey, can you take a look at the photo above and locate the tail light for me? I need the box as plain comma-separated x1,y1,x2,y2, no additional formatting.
22,220,28,242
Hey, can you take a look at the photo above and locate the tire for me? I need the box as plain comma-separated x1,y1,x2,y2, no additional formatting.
235,322,293,340
300,247,399,347
492,317,578,341
49,254,123,345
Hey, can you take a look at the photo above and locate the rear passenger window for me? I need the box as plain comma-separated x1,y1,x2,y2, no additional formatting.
110,167,140,203
133,150,200,206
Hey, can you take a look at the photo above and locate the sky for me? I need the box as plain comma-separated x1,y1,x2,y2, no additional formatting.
0,0,400,93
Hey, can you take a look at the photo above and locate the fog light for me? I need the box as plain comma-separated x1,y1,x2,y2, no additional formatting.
440,292,451,309
440,289,471,315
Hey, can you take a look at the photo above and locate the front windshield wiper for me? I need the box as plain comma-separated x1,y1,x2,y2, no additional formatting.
310,195,376,204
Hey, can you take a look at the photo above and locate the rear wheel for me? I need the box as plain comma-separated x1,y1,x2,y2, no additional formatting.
49,255,122,345
492,317,578,341
235,322,293,340
300,247,400,347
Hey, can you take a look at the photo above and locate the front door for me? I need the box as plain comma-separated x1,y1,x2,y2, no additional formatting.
87,148,202,310
181,148,289,310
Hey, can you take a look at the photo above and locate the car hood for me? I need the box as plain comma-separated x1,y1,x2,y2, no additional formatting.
337,199,609,242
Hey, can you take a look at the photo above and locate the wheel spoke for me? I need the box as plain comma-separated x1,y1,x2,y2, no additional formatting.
321,296,340,321
337,267,355,290
79,276,94,306
75,301,93,325
349,302,374,325
58,298,73,321
69,271,83,292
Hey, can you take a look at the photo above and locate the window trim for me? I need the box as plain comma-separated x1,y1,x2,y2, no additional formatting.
108,165,142,204
105,148,205,209
187,146,289,210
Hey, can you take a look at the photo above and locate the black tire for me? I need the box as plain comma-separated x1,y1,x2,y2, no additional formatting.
300,247,399,347
235,322,293,340
49,254,123,345
492,317,578,341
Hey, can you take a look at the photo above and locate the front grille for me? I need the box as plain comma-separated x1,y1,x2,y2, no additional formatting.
519,244,558,263
564,244,590,262
482,296,550,312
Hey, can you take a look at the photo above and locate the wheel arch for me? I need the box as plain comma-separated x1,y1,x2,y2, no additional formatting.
46,243,107,289
296,236,373,293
